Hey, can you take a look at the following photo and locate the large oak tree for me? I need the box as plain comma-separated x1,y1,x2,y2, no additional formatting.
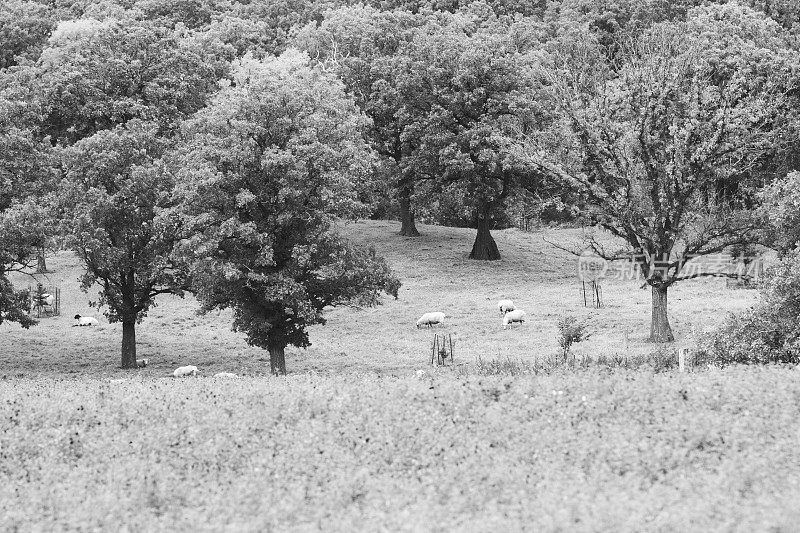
39,16,226,367
401,10,544,259
538,4,799,341
172,51,400,375
59,120,187,368
295,4,426,236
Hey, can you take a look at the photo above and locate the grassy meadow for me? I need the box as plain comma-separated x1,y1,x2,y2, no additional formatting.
2,220,797,531
1,220,760,377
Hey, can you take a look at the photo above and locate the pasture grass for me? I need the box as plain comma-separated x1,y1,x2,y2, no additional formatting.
1,221,759,377
2,367,799,531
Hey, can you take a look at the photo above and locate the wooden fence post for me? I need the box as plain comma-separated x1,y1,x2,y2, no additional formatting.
678,348,687,373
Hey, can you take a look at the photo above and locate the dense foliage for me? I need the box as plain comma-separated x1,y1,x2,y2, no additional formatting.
0,203,47,328
760,170,800,256
702,166,800,366
700,249,800,366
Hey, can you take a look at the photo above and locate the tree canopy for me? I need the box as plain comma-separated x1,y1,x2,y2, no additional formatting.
295,4,426,236
405,12,547,259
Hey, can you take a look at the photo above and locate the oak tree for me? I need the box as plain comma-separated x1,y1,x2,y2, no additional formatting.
401,12,543,259
172,51,400,375
539,6,798,341
295,5,426,236
40,17,225,367
59,120,188,368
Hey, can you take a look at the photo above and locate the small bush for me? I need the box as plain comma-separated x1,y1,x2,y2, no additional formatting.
648,344,678,373
557,315,590,360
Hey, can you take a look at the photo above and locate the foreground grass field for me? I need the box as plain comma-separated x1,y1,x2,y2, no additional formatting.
2,368,799,531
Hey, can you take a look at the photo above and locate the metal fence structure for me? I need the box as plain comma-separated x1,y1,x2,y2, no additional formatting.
28,283,61,318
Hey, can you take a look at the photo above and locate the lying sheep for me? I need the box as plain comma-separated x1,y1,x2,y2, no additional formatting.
502,309,526,329
214,372,237,378
497,299,515,316
416,311,446,328
173,365,199,378
73,314,99,326
136,358,149,368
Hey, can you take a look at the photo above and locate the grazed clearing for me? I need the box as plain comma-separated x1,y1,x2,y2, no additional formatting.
2,221,758,377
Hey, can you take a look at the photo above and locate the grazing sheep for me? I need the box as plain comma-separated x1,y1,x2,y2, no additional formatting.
214,372,237,378
173,365,199,378
497,299,515,316
73,314,100,326
416,311,446,328
502,309,526,329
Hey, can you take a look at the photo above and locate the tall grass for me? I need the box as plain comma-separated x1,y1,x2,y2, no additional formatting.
2,370,799,531
466,345,681,376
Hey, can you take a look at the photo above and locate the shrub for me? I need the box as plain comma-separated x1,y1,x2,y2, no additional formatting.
648,344,678,373
557,315,590,360
699,249,800,366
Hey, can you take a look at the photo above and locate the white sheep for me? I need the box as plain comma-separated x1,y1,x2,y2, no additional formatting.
416,311,446,328
213,372,237,378
136,358,149,368
73,314,99,326
173,365,199,377
502,309,526,329
497,299,515,316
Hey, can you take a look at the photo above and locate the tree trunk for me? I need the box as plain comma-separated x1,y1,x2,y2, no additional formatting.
36,248,48,274
268,340,287,376
649,285,674,342
469,208,501,260
398,188,420,237
121,321,137,369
